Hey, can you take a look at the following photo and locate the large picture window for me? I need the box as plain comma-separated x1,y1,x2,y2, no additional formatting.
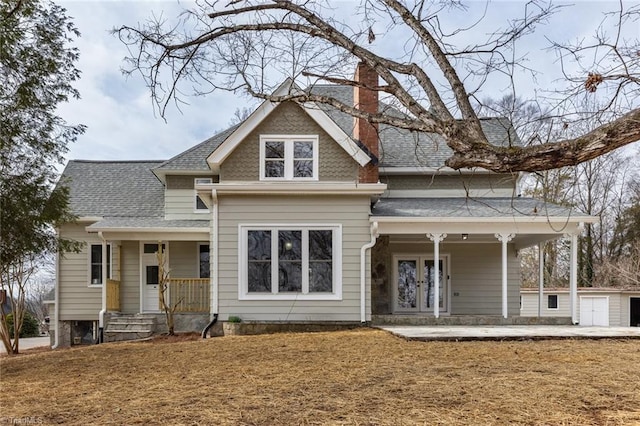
239,225,341,300
260,136,318,180
89,244,111,286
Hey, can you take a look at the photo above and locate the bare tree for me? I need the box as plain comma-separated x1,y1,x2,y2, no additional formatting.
0,254,39,354
116,1,639,173
156,243,180,335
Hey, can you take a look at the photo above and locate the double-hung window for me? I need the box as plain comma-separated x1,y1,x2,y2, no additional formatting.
260,136,318,180
239,224,341,300
89,244,111,286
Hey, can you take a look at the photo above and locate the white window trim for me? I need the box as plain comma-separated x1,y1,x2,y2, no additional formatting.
194,178,212,213
197,242,210,279
238,223,342,300
547,294,559,310
87,243,112,287
259,135,319,181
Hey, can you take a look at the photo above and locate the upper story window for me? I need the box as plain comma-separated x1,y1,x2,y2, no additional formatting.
259,135,318,181
194,178,212,213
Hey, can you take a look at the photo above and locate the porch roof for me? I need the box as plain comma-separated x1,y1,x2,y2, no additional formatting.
370,197,597,248
371,197,585,219
86,218,210,240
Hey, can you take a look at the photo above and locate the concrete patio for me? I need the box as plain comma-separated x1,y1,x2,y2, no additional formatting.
378,325,640,341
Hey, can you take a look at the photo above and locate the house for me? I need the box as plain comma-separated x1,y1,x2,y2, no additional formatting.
521,287,640,327
51,63,597,347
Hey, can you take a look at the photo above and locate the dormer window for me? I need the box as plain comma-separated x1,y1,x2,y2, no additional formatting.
260,135,318,180
194,178,212,213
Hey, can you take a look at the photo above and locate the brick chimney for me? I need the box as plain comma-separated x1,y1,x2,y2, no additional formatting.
354,62,379,184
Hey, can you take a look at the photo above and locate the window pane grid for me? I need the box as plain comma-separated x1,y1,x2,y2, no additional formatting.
261,137,316,180
246,227,334,295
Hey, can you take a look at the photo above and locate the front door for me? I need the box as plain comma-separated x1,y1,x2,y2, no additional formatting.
394,256,448,313
141,242,166,312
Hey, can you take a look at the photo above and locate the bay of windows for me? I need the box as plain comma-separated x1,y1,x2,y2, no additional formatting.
240,225,341,300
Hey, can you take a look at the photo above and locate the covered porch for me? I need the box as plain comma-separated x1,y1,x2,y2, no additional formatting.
85,218,213,335
369,197,597,324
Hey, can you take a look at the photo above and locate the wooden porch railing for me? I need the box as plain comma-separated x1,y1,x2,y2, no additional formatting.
106,279,121,311
168,278,210,313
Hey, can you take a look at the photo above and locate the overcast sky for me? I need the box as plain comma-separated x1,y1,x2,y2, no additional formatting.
58,1,639,164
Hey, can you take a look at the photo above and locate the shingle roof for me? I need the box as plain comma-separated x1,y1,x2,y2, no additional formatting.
86,218,209,230
371,197,584,218
310,85,520,168
154,124,240,171
59,160,165,217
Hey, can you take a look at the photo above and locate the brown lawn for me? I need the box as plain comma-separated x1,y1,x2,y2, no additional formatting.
1,329,639,425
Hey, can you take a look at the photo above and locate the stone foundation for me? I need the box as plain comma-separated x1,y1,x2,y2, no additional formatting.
221,321,365,336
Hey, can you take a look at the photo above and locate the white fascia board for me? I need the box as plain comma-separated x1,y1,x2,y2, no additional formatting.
200,182,387,195
301,102,370,166
153,169,215,183
379,167,494,175
374,219,588,236
89,230,210,241
86,227,209,233
371,215,596,224
77,216,104,223
207,79,371,168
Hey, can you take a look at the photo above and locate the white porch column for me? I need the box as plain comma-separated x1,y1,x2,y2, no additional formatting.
569,233,578,324
538,242,544,318
427,233,447,319
495,233,515,319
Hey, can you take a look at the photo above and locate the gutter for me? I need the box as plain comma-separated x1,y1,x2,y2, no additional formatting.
203,189,219,338
359,222,379,323
52,228,61,349
98,231,107,343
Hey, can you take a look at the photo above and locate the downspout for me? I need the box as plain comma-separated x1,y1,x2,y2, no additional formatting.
98,231,107,343
202,189,218,338
52,228,61,349
360,222,379,324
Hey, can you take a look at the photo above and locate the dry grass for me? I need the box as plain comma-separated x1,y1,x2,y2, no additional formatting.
1,329,639,425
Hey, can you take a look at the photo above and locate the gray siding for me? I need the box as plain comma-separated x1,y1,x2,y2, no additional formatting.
58,223,116,320
169,241,199,278
217,194,371,321
220,102,358,182
520,292,571,317
165,189,212,220
386,241,521,315
521,291,640,326
120,241,140,314
166,175,218,189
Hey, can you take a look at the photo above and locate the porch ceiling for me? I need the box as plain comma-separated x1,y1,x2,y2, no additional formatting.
386,233,561,249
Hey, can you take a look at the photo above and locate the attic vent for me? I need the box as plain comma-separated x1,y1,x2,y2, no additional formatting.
195,178,213,185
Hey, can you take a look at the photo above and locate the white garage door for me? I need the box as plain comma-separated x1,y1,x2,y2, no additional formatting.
579,296,609,326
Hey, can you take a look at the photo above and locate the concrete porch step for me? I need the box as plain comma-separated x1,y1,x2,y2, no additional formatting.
104,314,158,343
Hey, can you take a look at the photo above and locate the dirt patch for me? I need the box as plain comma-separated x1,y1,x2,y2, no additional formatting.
1,329,639,425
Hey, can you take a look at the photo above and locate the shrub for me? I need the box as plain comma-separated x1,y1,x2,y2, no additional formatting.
6,312,40,338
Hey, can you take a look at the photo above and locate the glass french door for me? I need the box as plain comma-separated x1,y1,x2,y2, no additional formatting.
395,256,448,313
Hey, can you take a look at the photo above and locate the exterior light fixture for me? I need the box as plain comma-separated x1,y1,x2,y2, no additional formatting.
462,234,469,240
